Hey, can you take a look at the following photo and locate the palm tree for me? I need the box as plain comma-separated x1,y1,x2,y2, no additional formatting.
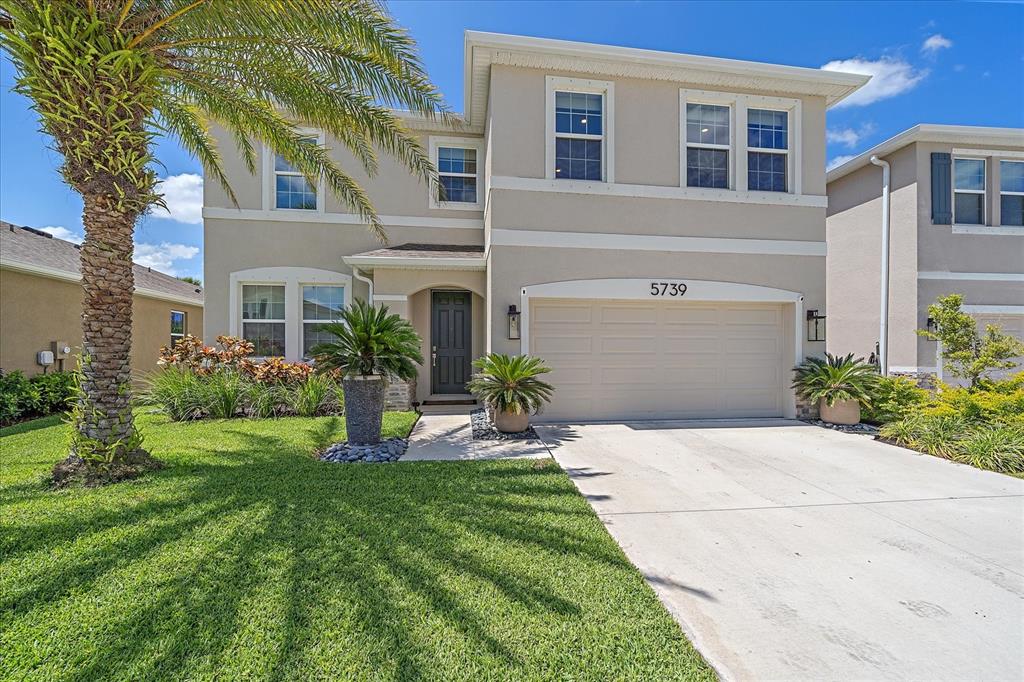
1,1,449,482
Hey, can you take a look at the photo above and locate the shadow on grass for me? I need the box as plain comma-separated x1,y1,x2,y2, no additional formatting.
1,421,669,680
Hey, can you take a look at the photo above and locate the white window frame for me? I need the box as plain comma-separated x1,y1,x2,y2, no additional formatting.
998,159,1024,228
229,267,352,362
170,310,186,345
545,76,615,183
240,284,288,358
749,102,794,195
680,90,735,191
952,156,987,227
300,283,347,359
428,135,484,211
262,128,326,213
678,90,801,197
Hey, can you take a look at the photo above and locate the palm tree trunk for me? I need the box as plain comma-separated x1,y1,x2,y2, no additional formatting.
73,193,142,461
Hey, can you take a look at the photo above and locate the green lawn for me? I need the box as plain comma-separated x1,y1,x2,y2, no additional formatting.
0,411,714,681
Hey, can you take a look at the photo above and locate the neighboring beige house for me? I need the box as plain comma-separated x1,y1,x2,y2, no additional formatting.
203,31,869,420
0,222,204,379
826,125,1024,381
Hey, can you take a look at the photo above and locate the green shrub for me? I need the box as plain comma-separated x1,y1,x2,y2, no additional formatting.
0,370,77,425
204,370,246,419
863,376,929,424
31,371,77,414
880,414,1024,476
467,354,555,416
958,425,1024,475
290,373,342,417
141,366,211,420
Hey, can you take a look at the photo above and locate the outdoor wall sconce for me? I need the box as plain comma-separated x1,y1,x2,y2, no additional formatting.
507,305,521,340
926,317,937,331
806,309,826,342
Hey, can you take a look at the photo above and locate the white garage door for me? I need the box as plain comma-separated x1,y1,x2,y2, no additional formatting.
530,298,789,421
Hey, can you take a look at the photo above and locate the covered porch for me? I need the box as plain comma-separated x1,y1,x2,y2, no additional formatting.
344,243,487,407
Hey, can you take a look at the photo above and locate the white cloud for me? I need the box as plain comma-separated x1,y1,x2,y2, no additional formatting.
134,242,200,276
152,173,203,224
921,34,953,54
954,64,966,73
827,154,858,171
822,57,928,108
39,226,83,244
826,122,877,149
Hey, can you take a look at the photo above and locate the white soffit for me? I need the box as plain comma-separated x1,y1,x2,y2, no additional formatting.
463,31,870,129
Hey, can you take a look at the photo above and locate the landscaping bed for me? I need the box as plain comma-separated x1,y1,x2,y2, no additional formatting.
0,412,713,681
470,407,541,441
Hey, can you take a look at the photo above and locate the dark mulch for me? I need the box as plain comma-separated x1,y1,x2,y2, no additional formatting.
470,408,541,441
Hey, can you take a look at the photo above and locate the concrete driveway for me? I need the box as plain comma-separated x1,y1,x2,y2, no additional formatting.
537,419,1024,681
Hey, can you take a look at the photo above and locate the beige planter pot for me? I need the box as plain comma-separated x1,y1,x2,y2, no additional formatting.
819,399,861,425
494,409,529,433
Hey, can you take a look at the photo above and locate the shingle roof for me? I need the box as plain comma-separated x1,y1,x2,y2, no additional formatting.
349,243,485,259
0,221,203,304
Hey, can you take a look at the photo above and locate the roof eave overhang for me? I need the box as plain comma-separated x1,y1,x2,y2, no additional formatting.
463,31,870,129
827,125,1024,183
0,258,204,306
342,256,487,272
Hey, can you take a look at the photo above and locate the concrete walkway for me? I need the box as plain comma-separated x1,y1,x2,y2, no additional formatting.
404,413,550,461
537,419,1024,681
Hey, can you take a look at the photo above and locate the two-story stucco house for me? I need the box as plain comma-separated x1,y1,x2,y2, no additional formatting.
826,125,1024,381
202,31,869,421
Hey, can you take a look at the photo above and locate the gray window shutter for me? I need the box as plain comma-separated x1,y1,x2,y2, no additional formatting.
931,153,952,224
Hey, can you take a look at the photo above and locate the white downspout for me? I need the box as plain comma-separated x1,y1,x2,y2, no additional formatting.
352,267,373,305
870,155,891,376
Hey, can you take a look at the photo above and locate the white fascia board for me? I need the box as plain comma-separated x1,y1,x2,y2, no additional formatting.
827,124,1024,183
342,256,487,271
202,207,484,230
490,228,826,257
918,271,1024,282
1,259,204,306
962,305,1024,315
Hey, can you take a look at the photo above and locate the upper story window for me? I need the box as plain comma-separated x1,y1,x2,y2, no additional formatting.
429,136,483,210
274,136,319,210
546,77,614,183
999,160,1024,227
242,284,286,357
302,285,345,358
747,109,788,192
170,311,186,346
554,92,604,181
438,147,478,203
685,103,730,189
953,157,986,225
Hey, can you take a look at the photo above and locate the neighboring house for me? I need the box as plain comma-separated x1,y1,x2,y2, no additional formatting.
826,125,1024,381
203,31,869,420
0,222,204,378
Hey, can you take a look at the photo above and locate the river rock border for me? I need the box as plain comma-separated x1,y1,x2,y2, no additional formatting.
471,408,540,441
800,419,879,435
319,437,409,463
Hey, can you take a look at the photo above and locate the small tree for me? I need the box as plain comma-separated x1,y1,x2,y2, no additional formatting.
918,294,1024,390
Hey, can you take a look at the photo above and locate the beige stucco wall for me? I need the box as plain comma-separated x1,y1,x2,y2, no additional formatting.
486,65,829,196
0,267,203,380
205,124,484,222
825,142,919,367
202,218,484,345
486,246,824,357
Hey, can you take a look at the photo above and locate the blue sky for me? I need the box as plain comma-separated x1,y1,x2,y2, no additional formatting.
1,1,1022,281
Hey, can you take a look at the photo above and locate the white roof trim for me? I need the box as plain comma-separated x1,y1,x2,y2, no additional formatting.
827,124,1024,183
463,31,869,128
342,255,487,271
0,258,204,306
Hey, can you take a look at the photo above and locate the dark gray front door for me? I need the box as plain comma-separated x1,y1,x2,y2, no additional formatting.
431,291,471,394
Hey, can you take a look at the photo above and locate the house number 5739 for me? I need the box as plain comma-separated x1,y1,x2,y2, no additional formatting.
650,282,688,297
